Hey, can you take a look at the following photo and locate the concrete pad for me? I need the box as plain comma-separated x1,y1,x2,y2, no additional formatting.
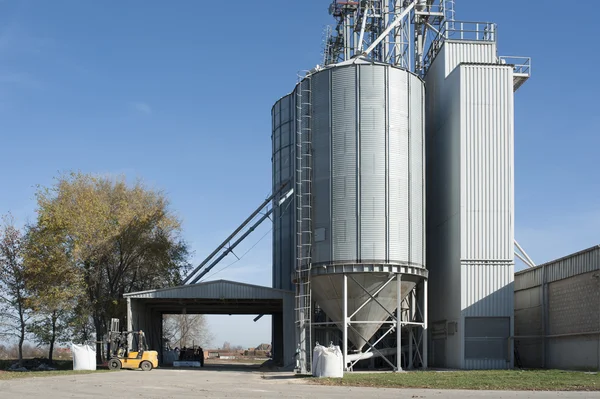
0,367,598,398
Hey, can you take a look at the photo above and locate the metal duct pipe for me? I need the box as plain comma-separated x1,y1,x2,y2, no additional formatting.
346,347,398,362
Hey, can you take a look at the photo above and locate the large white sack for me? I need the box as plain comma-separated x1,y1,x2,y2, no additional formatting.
320,345,343,378
72,343,97,371
312,345,324,377
312,344,343,378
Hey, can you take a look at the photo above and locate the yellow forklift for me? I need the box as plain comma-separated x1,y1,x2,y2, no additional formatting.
106,319,158,371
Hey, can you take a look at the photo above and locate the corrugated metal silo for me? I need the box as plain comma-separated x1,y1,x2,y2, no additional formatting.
272,59,428,363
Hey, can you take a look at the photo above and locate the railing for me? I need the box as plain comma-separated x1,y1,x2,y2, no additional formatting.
422,20,498,74
442,20,497,42
499,56,532,76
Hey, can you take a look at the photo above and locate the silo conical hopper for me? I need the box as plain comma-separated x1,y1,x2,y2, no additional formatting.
311,273,416,351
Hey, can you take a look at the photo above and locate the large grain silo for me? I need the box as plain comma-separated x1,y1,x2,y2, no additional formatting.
273,58,428,373
273,0,530,373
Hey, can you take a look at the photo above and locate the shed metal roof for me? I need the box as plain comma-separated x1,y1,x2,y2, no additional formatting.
124,279,293,300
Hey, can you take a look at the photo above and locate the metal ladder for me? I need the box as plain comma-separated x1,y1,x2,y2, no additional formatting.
295,72,313,374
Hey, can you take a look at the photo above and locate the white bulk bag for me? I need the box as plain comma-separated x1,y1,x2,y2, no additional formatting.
71,343,97,371
312,345,324,376
312,344,343,378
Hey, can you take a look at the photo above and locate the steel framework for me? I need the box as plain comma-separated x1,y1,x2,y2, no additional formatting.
323,0,448,75
311,274,428,371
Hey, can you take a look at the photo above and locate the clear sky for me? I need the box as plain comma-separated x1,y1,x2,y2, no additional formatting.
1,1,598,348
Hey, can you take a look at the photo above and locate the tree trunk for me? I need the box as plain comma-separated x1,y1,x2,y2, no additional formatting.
18,304,25,366
49,311,57,364
18,333,24,365
94,318,104,364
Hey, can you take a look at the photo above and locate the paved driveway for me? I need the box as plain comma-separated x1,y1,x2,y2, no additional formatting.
0,365,598,398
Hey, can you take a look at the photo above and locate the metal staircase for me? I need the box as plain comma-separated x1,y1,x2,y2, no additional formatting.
294,73,313,374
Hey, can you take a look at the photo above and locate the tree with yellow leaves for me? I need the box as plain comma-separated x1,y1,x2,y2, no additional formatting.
29,172,191,361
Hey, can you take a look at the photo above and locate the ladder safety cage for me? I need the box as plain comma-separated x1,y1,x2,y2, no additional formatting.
294,71,314,374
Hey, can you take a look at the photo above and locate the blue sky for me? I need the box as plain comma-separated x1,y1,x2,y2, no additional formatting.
1,1,598,348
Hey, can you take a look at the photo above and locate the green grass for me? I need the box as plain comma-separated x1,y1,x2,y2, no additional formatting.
313,370,600,391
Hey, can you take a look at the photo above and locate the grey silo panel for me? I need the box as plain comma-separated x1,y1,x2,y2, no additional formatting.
311,69,332,264
409,74,424,265
388,69,409,261
331,67,357,262
359,65,386,261
272,93,295,291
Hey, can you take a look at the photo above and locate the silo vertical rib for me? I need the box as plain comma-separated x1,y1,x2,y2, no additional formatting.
331,67,357,262
359,65,386,261
311,70,331,265
409,74,424,266
388,68,409,262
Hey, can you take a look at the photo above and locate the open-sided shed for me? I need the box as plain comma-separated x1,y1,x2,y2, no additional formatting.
124,279,295,366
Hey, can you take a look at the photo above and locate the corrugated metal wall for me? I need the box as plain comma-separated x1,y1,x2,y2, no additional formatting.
515,246,600,290
272,94,295,291
307,63,426,268
388,69,409,261
409,74,425,266
460,64,514,261
459,62,515,369
312,70,332,263
359,65,387,260
331,66,358,262
125,280,293,300
514,246,600,370
425,39,515,369
425,47,463,369
462,263,514,317
445,41,497,77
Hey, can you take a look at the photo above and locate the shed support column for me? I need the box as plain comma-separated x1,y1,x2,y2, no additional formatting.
127,297,133,350
127,297,132,331
423,278,428,369
397,273,402,371
343,274,349,371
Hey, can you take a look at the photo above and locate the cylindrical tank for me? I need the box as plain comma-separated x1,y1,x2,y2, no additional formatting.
272,59,426,350
272,91,295,292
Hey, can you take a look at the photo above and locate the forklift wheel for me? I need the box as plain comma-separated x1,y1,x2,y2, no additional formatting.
108,359,122,370
140,361,153,371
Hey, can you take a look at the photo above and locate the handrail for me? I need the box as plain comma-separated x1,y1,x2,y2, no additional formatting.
423,20,498,73
500,56,532,76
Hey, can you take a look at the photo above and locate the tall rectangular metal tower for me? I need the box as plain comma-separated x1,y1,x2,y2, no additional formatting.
425,25,530,369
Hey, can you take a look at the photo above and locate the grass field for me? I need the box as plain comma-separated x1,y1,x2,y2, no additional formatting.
313,370,600,391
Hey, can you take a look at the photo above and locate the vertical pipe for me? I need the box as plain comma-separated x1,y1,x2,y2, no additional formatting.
343,274,348,371
345,14,351,60
541,264,546,368
382,0,389,61
423,278,428,369
397,273,402,371
299,286,306,373
409,290,414,369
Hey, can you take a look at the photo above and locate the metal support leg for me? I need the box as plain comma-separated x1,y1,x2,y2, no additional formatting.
396,274,402,371
423,279,428,369
343,274,348,371
409,290,414,369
